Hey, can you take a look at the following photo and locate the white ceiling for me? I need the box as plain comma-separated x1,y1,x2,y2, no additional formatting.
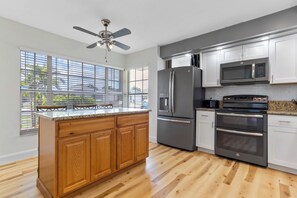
0,0,297,54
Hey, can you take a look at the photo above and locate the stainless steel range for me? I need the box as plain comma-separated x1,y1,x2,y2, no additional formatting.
215,95,268,167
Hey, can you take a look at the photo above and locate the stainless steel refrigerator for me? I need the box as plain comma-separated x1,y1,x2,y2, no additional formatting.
157,66,204,151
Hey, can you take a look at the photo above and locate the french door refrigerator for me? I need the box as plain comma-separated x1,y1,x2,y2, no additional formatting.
157,66,204,151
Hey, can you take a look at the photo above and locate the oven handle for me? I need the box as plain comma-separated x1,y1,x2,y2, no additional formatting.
216,112,263,118
216,128,263,137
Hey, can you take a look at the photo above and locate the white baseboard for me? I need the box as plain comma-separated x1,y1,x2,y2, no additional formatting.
268,163,297,175
0,149,38,165
197,147,215,155
149,136,157,143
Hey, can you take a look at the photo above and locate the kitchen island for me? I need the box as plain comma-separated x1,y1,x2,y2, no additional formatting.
36,108,150,198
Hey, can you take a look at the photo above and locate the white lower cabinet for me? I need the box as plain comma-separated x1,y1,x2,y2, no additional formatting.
268,115,297,170
196,110,215,152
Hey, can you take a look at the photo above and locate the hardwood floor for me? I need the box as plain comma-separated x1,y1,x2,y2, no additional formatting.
1,142,297,198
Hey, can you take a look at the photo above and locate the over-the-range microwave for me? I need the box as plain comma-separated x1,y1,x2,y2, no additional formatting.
220,58,269,85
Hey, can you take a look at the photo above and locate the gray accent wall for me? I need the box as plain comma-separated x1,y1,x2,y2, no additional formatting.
206,84,297,101
160,6,297,59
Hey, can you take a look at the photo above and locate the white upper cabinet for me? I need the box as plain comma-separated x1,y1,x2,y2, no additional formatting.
220,41,269,64
220,46,243,63
269,34,297,84
243,41,269,60
201,51,221,87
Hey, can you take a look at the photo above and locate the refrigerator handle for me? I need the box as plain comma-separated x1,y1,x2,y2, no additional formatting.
171,70,175,113
168,70,172,112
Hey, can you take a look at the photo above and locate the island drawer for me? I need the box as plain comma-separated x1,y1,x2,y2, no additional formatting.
117,113,149,127
58,117,115,137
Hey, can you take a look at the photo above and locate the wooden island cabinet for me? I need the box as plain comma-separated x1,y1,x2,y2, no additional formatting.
36,109,149,198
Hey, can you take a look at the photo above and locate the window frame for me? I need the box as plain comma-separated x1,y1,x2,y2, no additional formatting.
128,67,148,109
20,50,123,135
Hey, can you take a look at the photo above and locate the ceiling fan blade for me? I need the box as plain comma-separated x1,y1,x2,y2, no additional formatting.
111,28,131,39
113,41,130,50
87,42,99,49
73,26,99,37
87,41,104,49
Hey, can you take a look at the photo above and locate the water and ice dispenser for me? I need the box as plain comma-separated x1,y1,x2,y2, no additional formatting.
159,94,169,111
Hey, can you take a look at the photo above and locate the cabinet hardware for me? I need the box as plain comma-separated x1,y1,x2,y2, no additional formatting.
278,120,291,123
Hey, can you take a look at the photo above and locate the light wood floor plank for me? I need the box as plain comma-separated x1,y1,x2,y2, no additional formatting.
1,142,297,198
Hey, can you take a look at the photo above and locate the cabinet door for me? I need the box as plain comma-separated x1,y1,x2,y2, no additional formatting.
58,135,90,195
243,41,268,60
196,111,215,151
270,34,297,84
268,126,297,169
220,46,242,63
202,51,221,87
135,124,149,161
91,130,115,182
117,126,135,169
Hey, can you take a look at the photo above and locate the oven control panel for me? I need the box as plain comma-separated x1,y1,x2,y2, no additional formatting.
223,95,268,103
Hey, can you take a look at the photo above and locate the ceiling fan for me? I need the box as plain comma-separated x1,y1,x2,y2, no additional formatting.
73,19,131,51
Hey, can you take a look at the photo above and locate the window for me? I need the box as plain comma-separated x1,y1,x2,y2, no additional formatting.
21,51,48,132
20,50,123,134
128,67,148,108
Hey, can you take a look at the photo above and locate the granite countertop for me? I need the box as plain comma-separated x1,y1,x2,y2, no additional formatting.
268,101,297,116
35,108,150,121
267,110,297,116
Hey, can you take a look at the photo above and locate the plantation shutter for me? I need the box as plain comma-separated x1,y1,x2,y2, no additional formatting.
20,51,48,132
20,51,123,135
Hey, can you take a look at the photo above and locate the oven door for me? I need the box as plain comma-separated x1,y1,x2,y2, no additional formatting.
215,128,267,166
216,111,267,132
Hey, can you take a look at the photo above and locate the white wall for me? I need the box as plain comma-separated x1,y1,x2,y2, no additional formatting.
206,84,297,100
125,47,165,142
0,17,126,164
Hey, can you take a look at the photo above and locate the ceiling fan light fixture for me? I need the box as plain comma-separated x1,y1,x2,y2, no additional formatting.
106,42,113,51
73,18,131,51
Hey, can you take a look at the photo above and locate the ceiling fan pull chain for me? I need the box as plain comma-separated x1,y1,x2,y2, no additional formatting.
105,49,108,63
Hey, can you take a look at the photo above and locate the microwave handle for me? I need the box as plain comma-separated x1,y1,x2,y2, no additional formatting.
252,64,255,79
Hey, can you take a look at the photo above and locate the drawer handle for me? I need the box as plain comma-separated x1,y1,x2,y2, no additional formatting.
201,115,208,117
70,132,75,135
278,121,291,123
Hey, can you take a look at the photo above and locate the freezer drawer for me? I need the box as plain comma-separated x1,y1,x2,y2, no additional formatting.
157,116,195,151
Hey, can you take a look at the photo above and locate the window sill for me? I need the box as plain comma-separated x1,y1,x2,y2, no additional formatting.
20,129,38,136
